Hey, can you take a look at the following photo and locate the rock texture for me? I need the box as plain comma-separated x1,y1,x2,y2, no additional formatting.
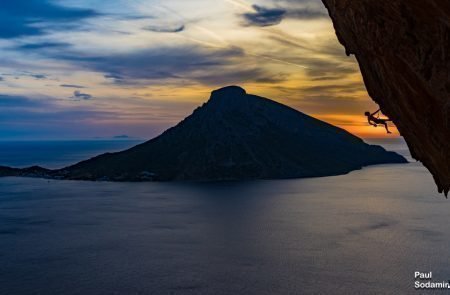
321,0,450,195
0,86,406,182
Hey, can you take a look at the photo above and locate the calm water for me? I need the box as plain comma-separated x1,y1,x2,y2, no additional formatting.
0,139,448,294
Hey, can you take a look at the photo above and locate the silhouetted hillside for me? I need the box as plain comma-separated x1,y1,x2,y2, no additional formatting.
31,85,406,181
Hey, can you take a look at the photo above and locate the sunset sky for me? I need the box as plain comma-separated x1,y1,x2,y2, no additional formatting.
0,0,398,140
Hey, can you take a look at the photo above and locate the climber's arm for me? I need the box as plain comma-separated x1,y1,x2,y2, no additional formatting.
371,109,381,116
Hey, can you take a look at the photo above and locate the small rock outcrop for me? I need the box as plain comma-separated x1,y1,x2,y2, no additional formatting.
321,0,450,195
0,86,406,182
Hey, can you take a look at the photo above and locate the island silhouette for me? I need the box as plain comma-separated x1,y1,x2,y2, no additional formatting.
0,86,407,182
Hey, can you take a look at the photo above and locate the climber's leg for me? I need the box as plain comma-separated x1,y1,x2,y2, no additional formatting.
382,122,392,134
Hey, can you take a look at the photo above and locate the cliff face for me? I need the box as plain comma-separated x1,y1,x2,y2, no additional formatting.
321,0,450,195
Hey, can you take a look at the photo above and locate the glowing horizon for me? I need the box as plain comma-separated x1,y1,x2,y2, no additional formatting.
0,0,399,140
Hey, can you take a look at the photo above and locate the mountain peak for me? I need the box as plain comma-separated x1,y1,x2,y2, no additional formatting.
210,86,246,99
207,86,249,110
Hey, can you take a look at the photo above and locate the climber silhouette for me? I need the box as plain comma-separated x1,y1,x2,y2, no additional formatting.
365,109,392,134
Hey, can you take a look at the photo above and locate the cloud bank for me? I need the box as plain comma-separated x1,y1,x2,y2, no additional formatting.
0,0,98,39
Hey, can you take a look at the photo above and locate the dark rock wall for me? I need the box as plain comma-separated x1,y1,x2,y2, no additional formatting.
321,0,450,195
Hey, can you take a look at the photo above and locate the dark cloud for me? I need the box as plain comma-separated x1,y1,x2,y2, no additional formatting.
30,74,47,80
6,28,291,87
72,90,92,100
243,5,286,27
242,1,327,27
0,77,3,82
16,42,71,50
49,45,280,86
144,24,185,33
0,0,98,39
1,71,50,80
60,84,85,89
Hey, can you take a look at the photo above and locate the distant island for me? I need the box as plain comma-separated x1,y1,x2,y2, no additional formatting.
113,135,132,139
91,135,138,140
0,86,407,182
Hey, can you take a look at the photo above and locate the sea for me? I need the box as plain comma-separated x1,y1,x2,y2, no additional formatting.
0,138,449,295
